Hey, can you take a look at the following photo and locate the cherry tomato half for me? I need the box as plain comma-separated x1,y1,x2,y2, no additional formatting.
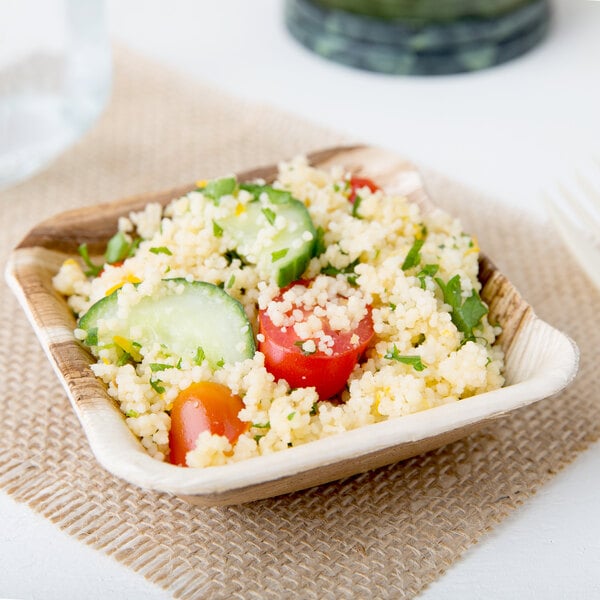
348,176,380,203
168,382,248,466
258,284,374,400
98,260,124,277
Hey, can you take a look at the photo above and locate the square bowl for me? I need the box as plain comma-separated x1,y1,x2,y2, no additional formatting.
6,145,578,506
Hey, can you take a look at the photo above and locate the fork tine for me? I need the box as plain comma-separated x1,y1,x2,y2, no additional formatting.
543,192,600,290
575,170,600,221
556,181,600,240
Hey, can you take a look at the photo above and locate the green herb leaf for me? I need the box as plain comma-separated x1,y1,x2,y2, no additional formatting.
271,248,289,262
216,358,225,368
194,346,206,365
239,183,293,204
309,403,318,416
435,275,488,340
401,238,425,271
127,237,142,258
294,340,316,356
389,303,397,311
116,351,132,367
226,274,235,289
105,231,132,264
77,243,103,277
461,290,489,335
351,195,363,219
149,363,172,372
224,249,246,266
150,378,165,394
262,207,276,225
417,263,439,289
252,422,271,429
287,412,296,421
254,435,264,443
321,257,360,278
384,345,425,371
212,220,223,237
149,246,172,256
202,176,237,203
125,410,139,418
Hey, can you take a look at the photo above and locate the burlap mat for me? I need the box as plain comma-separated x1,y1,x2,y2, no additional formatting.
1,48,598,599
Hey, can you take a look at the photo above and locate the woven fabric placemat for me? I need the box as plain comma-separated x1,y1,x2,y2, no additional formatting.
1,49,598,599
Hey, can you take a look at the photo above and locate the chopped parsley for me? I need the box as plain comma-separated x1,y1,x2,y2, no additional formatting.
201,176,237,203
194,346,206,365
105,231,137,264
389,302,397,311
226,274,235,289
239,183,293,204
149,246,172,256
212,220,223,237
309,403,318,416
262,207,276,225
252,422,271,429
125,410,139,418
417,264,439,289
435,275,488,342
149,378,165,394
271,248,289,262
149,363,172,372
254,435,265,443
216,358,225,368
294,340,316,355
321,257,360,285
77,243,103,277
287,412,296,421
401,238,424,271
79,232,141,275
116,351,132,367
224,248,245,266
384,345,426,371
351,195,363,219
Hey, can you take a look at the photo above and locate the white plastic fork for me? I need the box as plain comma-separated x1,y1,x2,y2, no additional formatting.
544,161,600,292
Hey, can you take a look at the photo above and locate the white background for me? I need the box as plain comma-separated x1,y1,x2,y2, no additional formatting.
1,1,599,598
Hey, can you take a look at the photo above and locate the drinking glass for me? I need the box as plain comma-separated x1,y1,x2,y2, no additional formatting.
0,0,111,190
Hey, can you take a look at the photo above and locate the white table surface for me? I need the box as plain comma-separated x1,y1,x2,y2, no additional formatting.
2,1,599,598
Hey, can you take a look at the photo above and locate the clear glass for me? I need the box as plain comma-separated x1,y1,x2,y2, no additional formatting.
0,0,111,190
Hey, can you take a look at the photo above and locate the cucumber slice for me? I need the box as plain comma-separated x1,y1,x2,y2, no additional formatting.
223,184,316,287
78,279,255,367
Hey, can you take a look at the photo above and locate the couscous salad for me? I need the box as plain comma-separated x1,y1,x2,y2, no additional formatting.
53,158,504,468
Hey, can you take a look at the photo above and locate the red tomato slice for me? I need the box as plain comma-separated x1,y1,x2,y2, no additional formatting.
168,382,248,466
348,176,380,203
258,284,374,400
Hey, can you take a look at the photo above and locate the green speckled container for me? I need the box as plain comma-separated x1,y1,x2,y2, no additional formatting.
313,0,534,21
285,0,551,75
